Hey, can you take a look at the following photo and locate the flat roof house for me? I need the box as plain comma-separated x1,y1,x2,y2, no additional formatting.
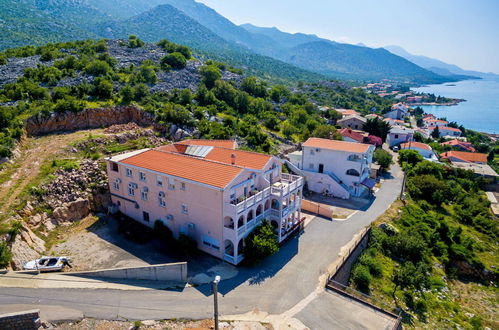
387,127,414,148
105,140,304,265
288,138,375,199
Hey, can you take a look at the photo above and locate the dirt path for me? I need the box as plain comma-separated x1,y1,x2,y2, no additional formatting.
0,129,103,219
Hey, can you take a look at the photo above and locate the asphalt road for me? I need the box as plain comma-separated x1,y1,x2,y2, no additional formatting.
0,163,403,327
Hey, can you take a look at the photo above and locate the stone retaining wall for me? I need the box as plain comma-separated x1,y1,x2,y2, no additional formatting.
62,262,188,283
24,106,160,136
0,309,41,329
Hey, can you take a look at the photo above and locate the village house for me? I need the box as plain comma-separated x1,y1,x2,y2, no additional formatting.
105,140,304,265
387,127,414,148
337,115,367,130
384,103,409,120
336,109,361,117
440,151,488,164
383,118,405,127
423,118,448,128
441,139,476,152
400,141,437,161
429,126,462,137
287,138,375,199
365,114,383,120
339,128,365,143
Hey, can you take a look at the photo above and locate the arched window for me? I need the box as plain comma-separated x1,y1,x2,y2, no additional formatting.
346,169,360,177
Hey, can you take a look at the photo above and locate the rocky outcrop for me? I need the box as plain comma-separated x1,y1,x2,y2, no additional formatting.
24,106,160,136
9,224,45,270
52,198,90,224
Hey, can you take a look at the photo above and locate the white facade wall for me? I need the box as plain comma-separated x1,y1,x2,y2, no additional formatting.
387,132,413,147
301,145,374,197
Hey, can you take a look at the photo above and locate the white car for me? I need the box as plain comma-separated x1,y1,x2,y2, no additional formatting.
23,256,72,272
392,146,399,152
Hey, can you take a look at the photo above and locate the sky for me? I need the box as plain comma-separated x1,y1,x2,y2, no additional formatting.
197,0,499,74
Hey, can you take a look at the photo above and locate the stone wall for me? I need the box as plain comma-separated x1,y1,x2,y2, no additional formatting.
0,309,41,329
24,106,160,136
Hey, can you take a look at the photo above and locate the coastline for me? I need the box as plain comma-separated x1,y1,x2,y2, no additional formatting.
408,99,466,107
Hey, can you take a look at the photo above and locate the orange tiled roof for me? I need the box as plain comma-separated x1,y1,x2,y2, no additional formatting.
400,141,431,151
336,109,360,116
204,148,272,170
425,119,448,123
440,151,487,163
430,126,461,132
180,139,237,149
303,137,370,153
121,150,243,188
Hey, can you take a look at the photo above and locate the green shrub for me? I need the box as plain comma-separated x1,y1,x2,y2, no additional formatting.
128,35,144,48
351,264,372,293
199,65,221,89
242,221,279,264
374,149,393,171
0,243,12,268
160,52,187,70
358,253,382,277
84,60,111,76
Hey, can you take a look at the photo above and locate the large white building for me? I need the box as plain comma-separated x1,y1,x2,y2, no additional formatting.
387,127,414,148
287,138,375,199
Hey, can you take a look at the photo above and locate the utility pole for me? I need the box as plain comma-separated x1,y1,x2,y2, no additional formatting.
212,275,221,330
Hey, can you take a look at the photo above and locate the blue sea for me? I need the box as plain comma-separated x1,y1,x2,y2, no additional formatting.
411,79,499,134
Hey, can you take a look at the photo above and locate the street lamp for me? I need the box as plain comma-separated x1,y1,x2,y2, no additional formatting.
212,275,221,330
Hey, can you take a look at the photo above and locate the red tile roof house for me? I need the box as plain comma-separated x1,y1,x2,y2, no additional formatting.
383,118,405,126
429,126,462,137
336,109,361,117
105,140,304,265
441,139,476,152
440,151,488,164
400,141,437,160
423,119,449,128
287,138,375,199
339,128,365,143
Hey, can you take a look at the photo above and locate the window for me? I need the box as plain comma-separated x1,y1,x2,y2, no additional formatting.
394,134,399,139
346,169,360,177
309,163,314,170
168,178,175,190
113,178,121,191
128,182,137,196
141,187,149,201
180,182,186,191
230,189,235,201
126,168,133,177
156,176,163,187
158,192,166,208
139,172,146,182
310,149,315,155
202,235,220,250
143,211,150,223
182,204,188,214
111,163,119,172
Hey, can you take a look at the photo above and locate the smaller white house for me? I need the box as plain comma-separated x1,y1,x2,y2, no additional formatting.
385,103,409,120
429,126,462,137
288,138,375,199
387,127,414,147
424,119,448,128
400,141,438,161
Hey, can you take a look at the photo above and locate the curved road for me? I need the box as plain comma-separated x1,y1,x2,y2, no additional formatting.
0,163,402,328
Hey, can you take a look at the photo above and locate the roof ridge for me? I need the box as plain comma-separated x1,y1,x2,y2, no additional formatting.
153,148,247,169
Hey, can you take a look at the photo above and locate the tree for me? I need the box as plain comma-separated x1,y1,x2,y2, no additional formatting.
242,221,279,264
392,261,430,299
199,65,221,89
240,77,268,98
311,125,342,140
431,126,440,139
120,85,134,103
488,150,495,163
84,60,111,76
160,52,187,70
351,264,372,293
93,79,113,99
363,118,390,142
374,149,393,171
128,35,144,48
398,149,424,167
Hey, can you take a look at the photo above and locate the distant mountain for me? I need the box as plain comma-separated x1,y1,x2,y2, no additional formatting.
383,45,491,80
240,23,325,49
97,5,324,82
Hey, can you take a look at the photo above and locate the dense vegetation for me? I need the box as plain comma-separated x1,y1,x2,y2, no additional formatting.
350,158,498,328
0,38,394,158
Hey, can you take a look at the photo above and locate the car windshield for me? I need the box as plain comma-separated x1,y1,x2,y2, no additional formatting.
38,259,48,265
47,258,58,267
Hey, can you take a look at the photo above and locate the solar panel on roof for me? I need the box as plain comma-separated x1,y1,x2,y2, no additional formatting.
185,145,213,158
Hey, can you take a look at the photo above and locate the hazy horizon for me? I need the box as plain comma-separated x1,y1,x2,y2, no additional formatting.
197,0,499,75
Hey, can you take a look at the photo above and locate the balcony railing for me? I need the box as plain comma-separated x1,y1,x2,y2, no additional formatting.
225,212,268,239
226,175,303,216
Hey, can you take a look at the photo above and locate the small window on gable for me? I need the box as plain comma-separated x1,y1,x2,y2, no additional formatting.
168,178,175,190
180,182,186,191
111,163,119,172
310,149,315,155
139,172,146,182
126,168,133,177
157,176,163,187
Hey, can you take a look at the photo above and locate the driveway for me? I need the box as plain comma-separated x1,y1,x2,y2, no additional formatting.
0,163,403,328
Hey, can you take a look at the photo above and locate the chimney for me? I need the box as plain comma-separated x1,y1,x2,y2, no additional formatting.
231,153,236,165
